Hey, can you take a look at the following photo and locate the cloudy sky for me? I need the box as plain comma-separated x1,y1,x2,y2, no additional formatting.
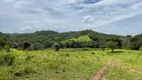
0,0,142,35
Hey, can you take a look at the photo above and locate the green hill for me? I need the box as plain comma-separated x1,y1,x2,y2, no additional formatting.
0,30,141,50
62,35,91,43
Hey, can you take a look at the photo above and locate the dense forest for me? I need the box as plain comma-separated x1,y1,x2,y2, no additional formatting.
0,30,142,52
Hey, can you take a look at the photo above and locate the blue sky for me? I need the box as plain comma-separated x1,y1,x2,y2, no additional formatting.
0,0,142,35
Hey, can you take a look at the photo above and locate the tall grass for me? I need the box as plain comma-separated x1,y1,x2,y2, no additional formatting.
0,49,141,80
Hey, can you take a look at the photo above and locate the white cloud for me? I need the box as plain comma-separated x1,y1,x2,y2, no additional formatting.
0,0,142,35
19,26,32,31
82,15,94,23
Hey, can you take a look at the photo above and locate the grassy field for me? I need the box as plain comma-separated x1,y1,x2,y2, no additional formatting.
0,48,142,80
103,50,142,80
62,35,91,43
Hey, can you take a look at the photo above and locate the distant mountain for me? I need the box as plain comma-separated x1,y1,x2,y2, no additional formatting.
1,30,124,42
33,30,59,36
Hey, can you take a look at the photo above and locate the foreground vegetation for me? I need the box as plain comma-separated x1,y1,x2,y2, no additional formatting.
0,48,142,80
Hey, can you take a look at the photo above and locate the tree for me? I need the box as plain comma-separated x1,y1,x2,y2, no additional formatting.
0,40,6,47
131,34,142,50
106,40,118,53
54,42,60,51
33,42,42,50
121,36,132,49
89,35,99,41
107,38,122,48
23,42,31,50
43,41,54,48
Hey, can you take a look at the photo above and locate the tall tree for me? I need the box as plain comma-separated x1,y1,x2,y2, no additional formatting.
106,40,118,53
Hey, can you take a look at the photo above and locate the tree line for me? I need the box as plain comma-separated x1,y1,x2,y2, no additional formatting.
0,30,142,52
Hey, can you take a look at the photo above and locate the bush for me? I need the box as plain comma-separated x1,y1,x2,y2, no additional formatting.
139,46,142,51
0,40,6,47
0,45,3,51
92,52,95,55
4,45,10,52
0,53,15,66
54,42,60,51
23,42,31,50
33,42,42,50
15,71,22,76
24,66,35,74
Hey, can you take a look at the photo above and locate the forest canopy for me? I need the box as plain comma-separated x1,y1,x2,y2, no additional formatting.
0,30,141,51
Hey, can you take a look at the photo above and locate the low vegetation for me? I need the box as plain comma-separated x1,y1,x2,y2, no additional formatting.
0,49,142,80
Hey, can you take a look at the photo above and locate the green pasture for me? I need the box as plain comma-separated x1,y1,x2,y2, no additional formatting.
0,48,142,80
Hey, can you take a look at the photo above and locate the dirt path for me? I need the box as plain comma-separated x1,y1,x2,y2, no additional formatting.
91,60,111,80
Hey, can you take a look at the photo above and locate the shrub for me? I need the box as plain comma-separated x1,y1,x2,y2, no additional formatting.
4,53,15,65
54,42,60,51
24,66,34,74
66,53,70,57
0,53,15,66
0,45,3,51
0,40,6,47
92,52,95,55
14,66,36,77
139,46,142,51
33,42,42,50
4,45,10,52
26,54,35,60
15,71,22,76
23,42,31,50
